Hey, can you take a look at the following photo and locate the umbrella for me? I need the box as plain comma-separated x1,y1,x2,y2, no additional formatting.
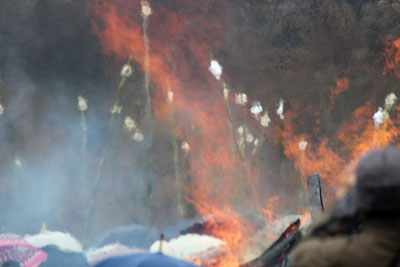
39,245,90,267
87,243,145,265
0,233,47,267
24,231,83,253
94,252,200,267
93,224,160,250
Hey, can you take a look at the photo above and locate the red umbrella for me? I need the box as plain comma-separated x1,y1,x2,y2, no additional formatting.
0,234,47,267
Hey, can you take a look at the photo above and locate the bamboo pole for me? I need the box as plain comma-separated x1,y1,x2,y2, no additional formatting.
141,0,154,224
167,87,185,218
83,57,132,247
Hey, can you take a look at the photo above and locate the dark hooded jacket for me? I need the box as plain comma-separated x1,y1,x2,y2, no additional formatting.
290,209,400,267
291,148,400,267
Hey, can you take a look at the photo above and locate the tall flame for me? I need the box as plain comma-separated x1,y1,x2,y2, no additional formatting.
91,1,254,265
329,77,350,110
382,37,400,78
90,1,400,266
284,100,400,197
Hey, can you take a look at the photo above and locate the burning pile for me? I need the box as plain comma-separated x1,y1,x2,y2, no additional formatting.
85,0,400,265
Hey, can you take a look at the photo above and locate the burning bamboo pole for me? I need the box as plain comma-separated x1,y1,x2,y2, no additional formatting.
83,57,133,247
240,219,301,267
224,84,245,162
255,111,270,158
208,59,244,161
296,138,308,209
209,59,264,212
167,86,185,218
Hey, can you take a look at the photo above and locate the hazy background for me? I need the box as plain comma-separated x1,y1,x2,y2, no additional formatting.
0,0,399,245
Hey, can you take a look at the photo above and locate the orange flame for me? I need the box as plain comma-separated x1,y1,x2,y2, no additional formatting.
382,37,400,78
261,196,280,222
329,77,350,110
91,1,255,266
284,100,400,198
91,2,400,266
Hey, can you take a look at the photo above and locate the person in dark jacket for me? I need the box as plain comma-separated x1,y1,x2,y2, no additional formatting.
290,147,400,267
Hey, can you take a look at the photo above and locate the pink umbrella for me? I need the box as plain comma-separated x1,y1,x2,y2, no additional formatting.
0,234,47,267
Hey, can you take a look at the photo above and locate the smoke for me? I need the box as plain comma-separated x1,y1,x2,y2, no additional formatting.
0,0,399,254
0,0,153,243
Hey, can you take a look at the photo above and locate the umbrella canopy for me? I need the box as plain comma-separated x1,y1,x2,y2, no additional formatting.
87,243,145,265
0,234,47,267
24,231,83,253
94,252,199,267
93,224,159,250
39,245,90,267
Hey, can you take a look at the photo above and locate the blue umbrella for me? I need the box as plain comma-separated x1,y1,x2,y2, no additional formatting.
93,252,200,267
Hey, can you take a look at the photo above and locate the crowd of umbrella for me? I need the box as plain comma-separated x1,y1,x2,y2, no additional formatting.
0,211,306,267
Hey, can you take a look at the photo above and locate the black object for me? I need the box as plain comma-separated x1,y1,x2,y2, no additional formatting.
240,219,302,267
162,216,208,240
307,173,324,220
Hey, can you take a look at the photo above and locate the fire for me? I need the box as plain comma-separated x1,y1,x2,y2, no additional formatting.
192,199,253,266
90,1,399,265
284,99,400,198
301,209,312,226
382,37,400,78
91,1,256,266
282,111,346,189
329,77,350,110
261,196,280,222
